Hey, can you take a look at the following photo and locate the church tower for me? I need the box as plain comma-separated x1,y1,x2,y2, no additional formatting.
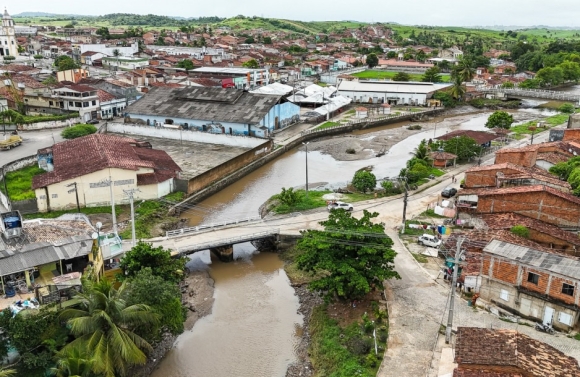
1,8,18,57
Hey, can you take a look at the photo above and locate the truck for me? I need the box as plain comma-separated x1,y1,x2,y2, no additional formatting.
0,135,23,151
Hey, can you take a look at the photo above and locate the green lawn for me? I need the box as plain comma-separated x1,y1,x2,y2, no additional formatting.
4,165,45,201
270,189,381,214
23,205,125,220
352,70,450,83
510,113,570,137
317,121,340,130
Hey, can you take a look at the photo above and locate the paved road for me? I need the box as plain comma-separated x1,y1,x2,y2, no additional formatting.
2,129,65,163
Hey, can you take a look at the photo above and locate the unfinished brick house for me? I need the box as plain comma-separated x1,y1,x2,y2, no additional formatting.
464,163,571,192
494,142,573,171
480,240,580,331
457,185,580,228
454,327,580,376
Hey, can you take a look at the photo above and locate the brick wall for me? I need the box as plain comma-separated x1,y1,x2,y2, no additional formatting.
548,276,577,306
494,150,538,167
464,167,522,188
476,191,580,227
527,229,576,253
563,128,580,141
520,267,548,295
490,258,518,284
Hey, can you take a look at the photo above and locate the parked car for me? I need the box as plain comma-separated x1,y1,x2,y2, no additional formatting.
441,187,457,198
327,201,354,212
418,234,442,248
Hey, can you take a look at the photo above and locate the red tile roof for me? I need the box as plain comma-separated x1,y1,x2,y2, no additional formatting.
436,130,499,145
96,89,117,102
459,184,580,205
32,134,180,189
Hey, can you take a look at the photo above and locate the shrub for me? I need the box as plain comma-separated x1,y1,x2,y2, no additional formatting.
346,335,372,356
407,124,422,130
510,225,530,238
352,170,376,193
61,124,97,139
276,187,301,206
346,148,356,154
558,103,576,114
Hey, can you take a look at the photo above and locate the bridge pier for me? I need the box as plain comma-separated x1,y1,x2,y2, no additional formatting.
210,245,234,262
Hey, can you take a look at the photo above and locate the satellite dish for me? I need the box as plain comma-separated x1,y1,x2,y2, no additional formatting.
96,222,103,229
91,232,98,240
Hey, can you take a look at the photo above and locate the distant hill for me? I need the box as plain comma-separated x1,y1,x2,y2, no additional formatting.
13,12,84,17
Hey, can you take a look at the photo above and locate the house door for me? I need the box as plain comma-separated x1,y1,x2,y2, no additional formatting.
229,127,232,135
275,116,279,129
520,297,532,317
543,306,555,325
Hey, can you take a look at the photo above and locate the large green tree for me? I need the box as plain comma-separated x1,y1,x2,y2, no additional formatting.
120,241,187,283
485,111,514,129
351,170,377,193
438,136,482,162
454,57,475,83
421,67,442,83
296,210,399,300
242,59,259,68
59,280,159,377
392,72,411,82
366,53,379,68
176,59,194,71
54,55,79,71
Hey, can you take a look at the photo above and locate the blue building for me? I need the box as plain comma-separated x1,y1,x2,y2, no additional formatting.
124,87,300,138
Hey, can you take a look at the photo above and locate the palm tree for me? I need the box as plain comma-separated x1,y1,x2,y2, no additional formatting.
411,139,431,164
53,343,95,377
450,76,466,101
456,57,476,83
59,280,159,377
0,369,16,377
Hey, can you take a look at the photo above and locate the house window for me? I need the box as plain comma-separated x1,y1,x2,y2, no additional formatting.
562,283,575,296
49,101,53,106
92,100,96,106
75,102,82,107
500,289,509,301
51,194,58,198
69,101,73,106
558,312,573,326
527,272,539,285
83,102,89,107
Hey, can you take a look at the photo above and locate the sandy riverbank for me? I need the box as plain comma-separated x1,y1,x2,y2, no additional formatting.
304,107,548,162
137,270,215,377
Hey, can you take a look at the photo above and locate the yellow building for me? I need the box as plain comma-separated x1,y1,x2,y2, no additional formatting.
32,134,182,212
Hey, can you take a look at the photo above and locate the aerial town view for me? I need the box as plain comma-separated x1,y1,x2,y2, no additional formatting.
2,1,580,376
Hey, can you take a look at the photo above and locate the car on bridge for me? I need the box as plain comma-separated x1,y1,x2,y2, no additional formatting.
327,201,354,212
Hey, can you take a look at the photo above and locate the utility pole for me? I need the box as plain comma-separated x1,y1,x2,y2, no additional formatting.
109,176,117,235
66,182,81,213
446,237,465,344
400,176,408,235
123,189,139,247
302,142,309,197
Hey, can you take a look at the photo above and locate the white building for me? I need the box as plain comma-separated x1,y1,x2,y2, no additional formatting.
78,43,138,57
192,67,271,89
53,85,100,122
0,8,18,58
337,80,450,106
102,56,150,71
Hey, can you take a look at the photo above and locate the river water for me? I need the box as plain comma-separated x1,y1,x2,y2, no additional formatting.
151,244,302,377
181,107,554,227
154,106,559,377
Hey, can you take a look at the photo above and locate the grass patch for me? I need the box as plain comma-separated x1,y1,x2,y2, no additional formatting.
310,305,383,377
352,70,450,83
5,165,45,201
419,209,447,218
270,190,388,214
317,121,340,130
280,247,325,285
574,333,580,341
402,221,429,236
536,101,572,110
346,109,356,115
510,113,570,136
412,253,428,263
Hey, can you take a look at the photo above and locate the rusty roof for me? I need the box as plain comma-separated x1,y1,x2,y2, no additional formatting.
458,184,580,206
430,151,457,160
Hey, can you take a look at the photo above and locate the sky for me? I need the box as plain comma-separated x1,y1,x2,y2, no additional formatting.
7,0,580,27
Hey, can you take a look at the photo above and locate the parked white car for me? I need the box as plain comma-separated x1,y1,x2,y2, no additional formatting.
418,234,441,248
327,201,354,212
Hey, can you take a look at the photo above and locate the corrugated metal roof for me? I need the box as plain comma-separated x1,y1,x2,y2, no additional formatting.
484,239,580,279
338,80,440,94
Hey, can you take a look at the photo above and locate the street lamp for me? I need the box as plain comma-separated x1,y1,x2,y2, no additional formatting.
302,142,309,197
95,221,102,247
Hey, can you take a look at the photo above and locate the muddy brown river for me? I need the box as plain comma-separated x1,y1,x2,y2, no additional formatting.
153,105,562,376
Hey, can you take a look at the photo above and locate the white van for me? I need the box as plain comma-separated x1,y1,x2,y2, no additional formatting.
418,234,441,248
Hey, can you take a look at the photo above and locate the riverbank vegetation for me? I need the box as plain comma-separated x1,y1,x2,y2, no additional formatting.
268,188,379,214
469,98,521,109
510,112,571,137
282,210,392,377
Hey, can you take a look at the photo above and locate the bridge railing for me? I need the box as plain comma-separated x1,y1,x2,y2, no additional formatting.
176,229,280,254
166,216,263,238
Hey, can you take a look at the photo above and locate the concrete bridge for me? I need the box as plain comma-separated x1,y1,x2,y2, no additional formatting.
475,87,580,103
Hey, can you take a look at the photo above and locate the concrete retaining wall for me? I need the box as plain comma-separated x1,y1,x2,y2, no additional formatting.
19,117,82,131
106,123,266,148
171,108,445,212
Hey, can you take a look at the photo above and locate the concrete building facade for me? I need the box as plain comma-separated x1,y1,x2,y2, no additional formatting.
0,9,18,57
337,80,449,105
